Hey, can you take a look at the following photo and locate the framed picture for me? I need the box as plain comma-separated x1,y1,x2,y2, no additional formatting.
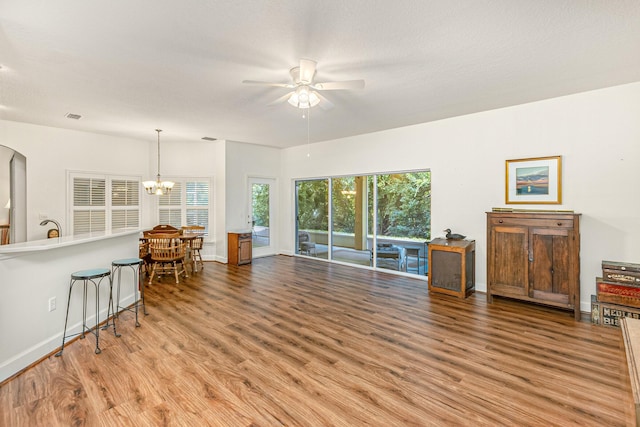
505,155,562,204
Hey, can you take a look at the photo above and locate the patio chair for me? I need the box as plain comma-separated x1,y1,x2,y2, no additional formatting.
298,231,317,256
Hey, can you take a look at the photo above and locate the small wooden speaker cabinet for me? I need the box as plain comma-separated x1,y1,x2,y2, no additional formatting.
228,231,252,265
428,238,475,298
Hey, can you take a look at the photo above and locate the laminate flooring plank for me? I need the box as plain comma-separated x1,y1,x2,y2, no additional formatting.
0,255,635,426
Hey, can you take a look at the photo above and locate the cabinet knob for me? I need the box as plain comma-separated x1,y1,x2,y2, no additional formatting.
557,222,562,226
499,220,503,223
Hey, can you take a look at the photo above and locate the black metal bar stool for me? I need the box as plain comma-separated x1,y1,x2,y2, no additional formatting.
111,258,147,327
56,268,119,356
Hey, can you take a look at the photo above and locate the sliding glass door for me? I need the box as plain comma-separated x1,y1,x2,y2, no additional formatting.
295,170,431,276
331,176,372,267
296,179,329,259
374,171,431,274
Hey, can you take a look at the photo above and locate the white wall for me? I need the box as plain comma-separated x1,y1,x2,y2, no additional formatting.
223,141,281,261
0,146,12,224
280,82,640,313
160,138,221,260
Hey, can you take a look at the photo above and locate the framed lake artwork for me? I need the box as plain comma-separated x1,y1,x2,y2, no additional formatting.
505,155,562,204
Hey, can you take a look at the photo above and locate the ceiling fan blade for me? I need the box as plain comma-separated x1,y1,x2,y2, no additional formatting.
315,92,334,110
299,59,317,84
267,92,293,106
312,80,365,91
242,80,293,88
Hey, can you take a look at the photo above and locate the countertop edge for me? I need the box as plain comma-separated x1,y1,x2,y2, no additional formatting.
0,228,141,255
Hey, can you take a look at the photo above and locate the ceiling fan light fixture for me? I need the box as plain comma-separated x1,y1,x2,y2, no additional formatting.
243,58,362,111
288,86,320,109
308,91,320,107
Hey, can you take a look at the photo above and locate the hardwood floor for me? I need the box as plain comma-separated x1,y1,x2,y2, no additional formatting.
0,255,634,426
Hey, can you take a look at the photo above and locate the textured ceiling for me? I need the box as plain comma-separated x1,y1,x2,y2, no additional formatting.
1,1,639,148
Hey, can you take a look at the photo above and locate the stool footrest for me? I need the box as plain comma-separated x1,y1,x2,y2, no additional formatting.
57,268,117,356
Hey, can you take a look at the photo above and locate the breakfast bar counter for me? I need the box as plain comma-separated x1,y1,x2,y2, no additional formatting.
0,228,140,382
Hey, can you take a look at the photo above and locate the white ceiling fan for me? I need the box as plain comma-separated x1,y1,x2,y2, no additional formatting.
243,59,365,110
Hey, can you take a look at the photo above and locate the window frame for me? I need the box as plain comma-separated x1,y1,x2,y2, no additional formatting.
68,171,141,235
157,177,211,235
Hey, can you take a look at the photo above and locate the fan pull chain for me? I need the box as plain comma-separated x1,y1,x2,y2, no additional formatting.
306,107,311,158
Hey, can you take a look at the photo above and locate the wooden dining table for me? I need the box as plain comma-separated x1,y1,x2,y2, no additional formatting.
140,231,205,274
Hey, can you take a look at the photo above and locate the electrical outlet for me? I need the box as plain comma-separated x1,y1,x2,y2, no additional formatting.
48,297,56,312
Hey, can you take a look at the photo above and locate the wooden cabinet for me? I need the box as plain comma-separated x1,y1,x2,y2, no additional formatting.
486,212,581,319
228,232,252,265
428,238,476,298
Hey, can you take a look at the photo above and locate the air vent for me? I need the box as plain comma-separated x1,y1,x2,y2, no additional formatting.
201,136,217,141
65,113,82,120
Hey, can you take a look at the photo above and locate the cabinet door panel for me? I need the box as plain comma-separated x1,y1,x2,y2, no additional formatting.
530,228,570,303
491,226,528,295
239,239,252,265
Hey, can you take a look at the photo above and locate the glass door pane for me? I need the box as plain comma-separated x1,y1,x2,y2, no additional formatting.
251,183,270,248
374,171,431,275
296,179,328,259
331,176,372,267
249,177,276,258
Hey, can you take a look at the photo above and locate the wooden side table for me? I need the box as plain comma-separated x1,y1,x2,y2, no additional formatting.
0,224,9,245
428,238,475,298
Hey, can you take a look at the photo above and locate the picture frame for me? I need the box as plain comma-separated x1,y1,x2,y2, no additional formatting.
505,155,562,204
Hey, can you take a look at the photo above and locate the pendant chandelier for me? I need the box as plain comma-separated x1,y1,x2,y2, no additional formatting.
142,129,174,195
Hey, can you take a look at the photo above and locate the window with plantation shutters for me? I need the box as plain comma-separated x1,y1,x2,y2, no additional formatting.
186,181,209,231
70,173,141,235
112,179,140,229
159,182,182,228
156,179,210,233
73,177,106,234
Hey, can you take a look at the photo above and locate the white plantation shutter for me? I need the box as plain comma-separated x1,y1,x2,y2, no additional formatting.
186,181,209,231
186,209,208,228
111,179,140,229
112,210,139,230
73,177,106,234
159,209,181,226
70,174,140,235
159,182,182,228
156,179,210,233
159,182,182,206
73,177,106,206
74,210,106,234
186,182,208,206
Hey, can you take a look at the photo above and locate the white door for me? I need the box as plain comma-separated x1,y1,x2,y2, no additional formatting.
248,177,276,258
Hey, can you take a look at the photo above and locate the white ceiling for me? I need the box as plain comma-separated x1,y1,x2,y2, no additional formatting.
1,1,639,148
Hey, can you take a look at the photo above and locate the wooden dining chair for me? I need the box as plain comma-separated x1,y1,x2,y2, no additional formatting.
181,226,205,272
153,224,180,232
190,236,204,272
147,233,189,284
138,241,151,276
